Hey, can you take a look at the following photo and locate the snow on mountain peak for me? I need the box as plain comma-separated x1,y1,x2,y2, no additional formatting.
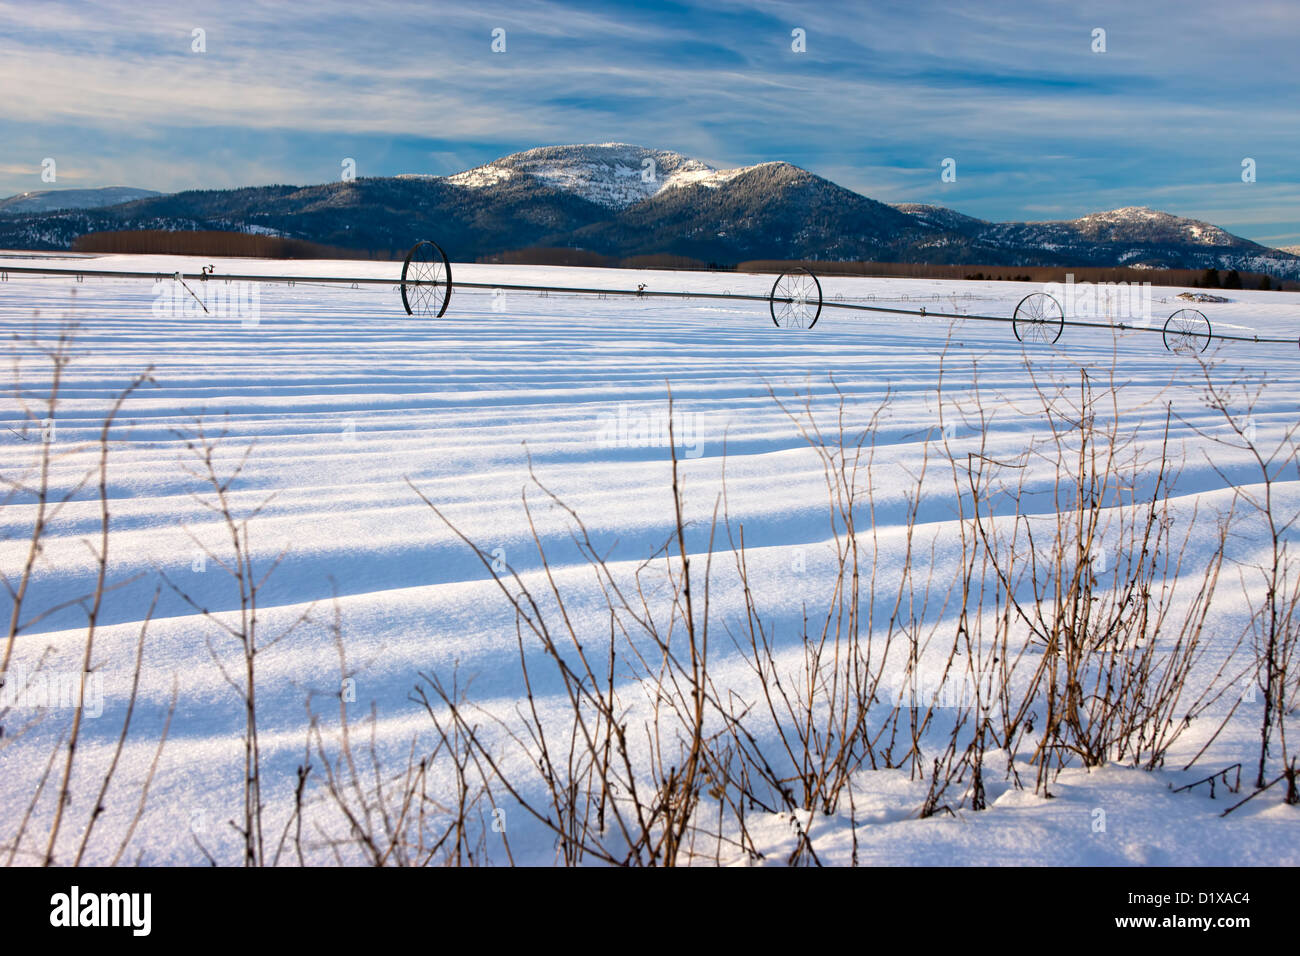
443,144,751,209
1092,205,1160,218
1072,206,1237,246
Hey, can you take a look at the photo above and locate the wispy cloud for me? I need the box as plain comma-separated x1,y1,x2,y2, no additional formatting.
1,0,1296,244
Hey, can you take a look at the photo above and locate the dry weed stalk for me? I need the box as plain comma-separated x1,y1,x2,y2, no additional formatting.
1185,359,1300,798
158,421,314,865
1,325,165,865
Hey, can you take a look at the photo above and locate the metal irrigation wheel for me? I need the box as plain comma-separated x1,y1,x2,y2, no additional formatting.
769,268,823,329
1162,308,1212,353
400,239,452,317
1012,292,1064,345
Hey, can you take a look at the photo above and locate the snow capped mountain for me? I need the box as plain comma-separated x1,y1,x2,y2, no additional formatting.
1,146,1297,279
983,205,1298,273
444,143,748,209
1278,245,1300,256
1063,206,1239,246
0,186,161,214
896,202,1246,249
889,199,1300,276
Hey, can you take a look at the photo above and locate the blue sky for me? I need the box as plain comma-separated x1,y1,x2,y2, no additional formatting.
2,0,1298,245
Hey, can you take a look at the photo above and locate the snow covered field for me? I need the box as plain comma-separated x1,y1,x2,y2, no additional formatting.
1,252,1297,866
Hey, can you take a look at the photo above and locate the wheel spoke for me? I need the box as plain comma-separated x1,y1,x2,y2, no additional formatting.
401,240,452,317
1013,293,1063,345
1163,309,1210,353
770,269,821,329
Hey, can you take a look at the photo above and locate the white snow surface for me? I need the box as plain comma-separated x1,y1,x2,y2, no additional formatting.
0,252,1297,865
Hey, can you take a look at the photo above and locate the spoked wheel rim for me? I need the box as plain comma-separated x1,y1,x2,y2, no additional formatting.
1162,308,1212,353
770,269,823,329
1012,292,1065,344
400,239,452,317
